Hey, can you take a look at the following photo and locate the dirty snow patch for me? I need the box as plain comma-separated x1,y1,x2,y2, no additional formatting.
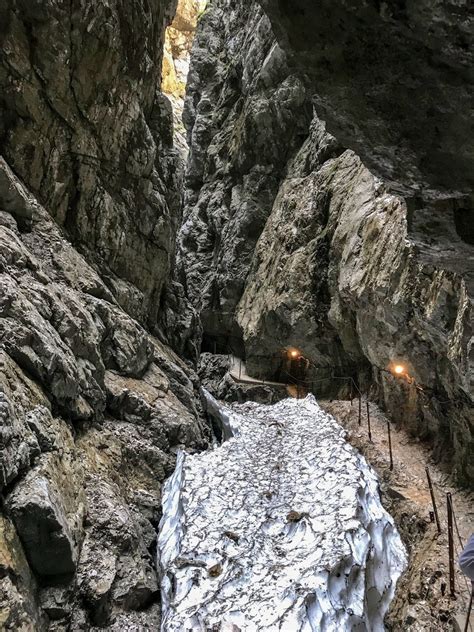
158,393,407,631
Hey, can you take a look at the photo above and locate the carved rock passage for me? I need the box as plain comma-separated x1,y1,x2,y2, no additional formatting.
159,393,407,631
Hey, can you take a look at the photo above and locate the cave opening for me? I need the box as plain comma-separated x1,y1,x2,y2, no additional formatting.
200,332,230,355
200,330,246,359
454,204,474,245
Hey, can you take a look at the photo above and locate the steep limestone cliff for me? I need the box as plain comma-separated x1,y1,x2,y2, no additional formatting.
238,124,473,484
182,0,473,485
161,0,206,158
0,0,181,327
0,1,210,629
162,0,206,100
181,1,312,351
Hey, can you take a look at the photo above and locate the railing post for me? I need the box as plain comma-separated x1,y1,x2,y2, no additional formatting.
358,393,362,425
366,401,372,442
425,467,441,535
464,591,473,632
387,420,394,471
239,358,242,380
447,492,455,598
350,379,353,406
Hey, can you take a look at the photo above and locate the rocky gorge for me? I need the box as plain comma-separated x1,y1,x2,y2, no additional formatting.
182,0,474,485
0,0,472,630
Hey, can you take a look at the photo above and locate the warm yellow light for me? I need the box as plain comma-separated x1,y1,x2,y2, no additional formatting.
394,365,404,375
290,350,299,358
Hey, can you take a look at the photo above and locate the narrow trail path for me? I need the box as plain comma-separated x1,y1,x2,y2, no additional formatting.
159,394,407,632
228,355,287,388
228,356,301,398
323,400,474,631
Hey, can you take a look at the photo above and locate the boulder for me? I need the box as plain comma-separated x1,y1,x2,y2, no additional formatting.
6,448,84,577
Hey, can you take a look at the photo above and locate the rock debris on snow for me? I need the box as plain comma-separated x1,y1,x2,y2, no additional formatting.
159,392,407,631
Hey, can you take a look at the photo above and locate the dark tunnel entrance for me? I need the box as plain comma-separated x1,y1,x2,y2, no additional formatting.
454,204,474,245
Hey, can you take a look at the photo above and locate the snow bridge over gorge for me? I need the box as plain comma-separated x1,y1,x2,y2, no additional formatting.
158,392,407,632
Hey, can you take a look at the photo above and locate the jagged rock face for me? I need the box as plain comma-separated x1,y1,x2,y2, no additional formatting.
184,0,473,484
258,0,474,198
0,1,211,628
0,0,182,326
162,0,205,100
180,0,312,350
161,0,206,160
157,0,207,359
237,120,473,484
0,172,210,629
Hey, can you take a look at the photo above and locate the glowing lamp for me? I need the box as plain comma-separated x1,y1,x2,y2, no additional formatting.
290,350,299,358
394,364,405,375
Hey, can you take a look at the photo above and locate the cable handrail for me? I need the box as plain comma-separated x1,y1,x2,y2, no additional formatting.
202,329,471,406
280,369,363,397
207,340,473,628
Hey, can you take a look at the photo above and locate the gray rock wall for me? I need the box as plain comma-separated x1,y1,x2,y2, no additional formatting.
0,1,211,629
180,0,312,349
0,0,181,326
238,124,473,484
258,0,474,197
183,0,473,485
0,162,210,631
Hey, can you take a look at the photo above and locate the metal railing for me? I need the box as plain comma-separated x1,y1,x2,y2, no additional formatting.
203,339,473,629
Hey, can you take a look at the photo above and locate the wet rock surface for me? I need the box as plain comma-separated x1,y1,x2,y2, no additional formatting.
258,0,474,196
159,394,407,631
0,187,210,629
0,0,183,327
180,0,311,346
0,514,44,631
237,131,474,484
